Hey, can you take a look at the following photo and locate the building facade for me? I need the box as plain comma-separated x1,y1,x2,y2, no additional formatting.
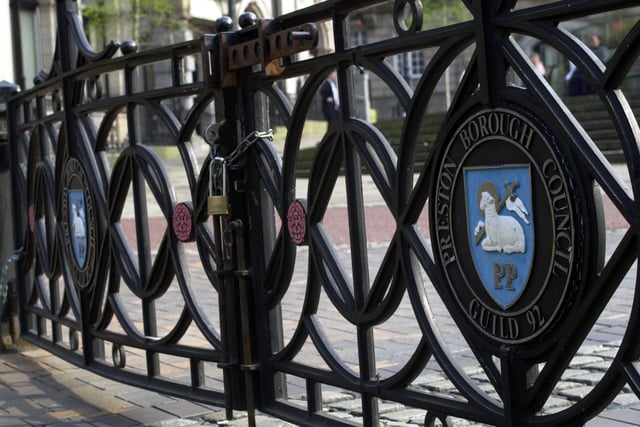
2,1,639,121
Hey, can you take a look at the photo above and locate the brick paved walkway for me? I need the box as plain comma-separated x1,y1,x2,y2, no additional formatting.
2,159,639,426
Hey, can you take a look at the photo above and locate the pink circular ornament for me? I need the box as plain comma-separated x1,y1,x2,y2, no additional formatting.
287,199,308,245
28,205,36,233
173,203,194,242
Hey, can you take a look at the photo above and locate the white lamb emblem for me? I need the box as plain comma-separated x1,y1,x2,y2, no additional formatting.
476,191,525,254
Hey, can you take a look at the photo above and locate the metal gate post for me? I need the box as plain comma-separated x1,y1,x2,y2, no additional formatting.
334,10,381,424
0,81,20,277
201,21,253,418
239,77,287,410
208,80,281,426
0,80,21,348
217,85,249,417
220,55,284,423
206,11,304,418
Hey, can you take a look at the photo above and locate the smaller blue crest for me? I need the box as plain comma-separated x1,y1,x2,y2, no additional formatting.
68,190,88,268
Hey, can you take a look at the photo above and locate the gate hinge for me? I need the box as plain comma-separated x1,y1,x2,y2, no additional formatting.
202,20,318,88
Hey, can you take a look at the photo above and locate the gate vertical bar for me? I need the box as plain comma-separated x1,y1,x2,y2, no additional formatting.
55,0,109,366
8,92,30,341
6,107,20,339
473,0,505,108
234,68,268,423
203,24,248,416
220,80,248,415
225,14,288,414
240,75,287,408
56,0,74,353
335,8,380,425
56,0,94,365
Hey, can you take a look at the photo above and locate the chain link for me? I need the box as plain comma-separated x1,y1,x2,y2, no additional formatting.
225,130,273,166
208,129,273,197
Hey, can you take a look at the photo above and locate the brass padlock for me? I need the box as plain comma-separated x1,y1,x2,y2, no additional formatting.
207,157,230,216
208,194,229,216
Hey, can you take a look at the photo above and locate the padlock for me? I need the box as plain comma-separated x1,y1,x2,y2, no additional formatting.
207,157,230,216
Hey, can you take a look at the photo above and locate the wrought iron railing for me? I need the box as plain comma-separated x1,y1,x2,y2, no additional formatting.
7,1,640,426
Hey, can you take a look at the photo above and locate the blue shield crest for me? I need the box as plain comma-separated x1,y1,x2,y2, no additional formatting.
464,165,534,309
68,190,88,268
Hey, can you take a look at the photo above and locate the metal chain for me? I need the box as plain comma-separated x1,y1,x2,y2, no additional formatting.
225,130,273,167
208,129,273,190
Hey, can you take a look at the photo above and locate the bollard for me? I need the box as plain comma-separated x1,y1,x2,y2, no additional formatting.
1,251,22,350
0,80,20,168
0,80,20,350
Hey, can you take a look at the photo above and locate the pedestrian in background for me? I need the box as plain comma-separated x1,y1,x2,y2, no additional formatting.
590,34,609,62
320,70,340,126
530,52,547,78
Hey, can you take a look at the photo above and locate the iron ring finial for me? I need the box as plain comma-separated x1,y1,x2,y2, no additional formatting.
393,0,424,35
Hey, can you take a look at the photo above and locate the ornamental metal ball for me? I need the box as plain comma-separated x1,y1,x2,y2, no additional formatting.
239,12,258,29
120,40,138,55
216,16,234,32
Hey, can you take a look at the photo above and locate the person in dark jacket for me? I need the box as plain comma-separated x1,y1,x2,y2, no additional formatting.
590,34,608,62
567,34,608,96
320,71,340,126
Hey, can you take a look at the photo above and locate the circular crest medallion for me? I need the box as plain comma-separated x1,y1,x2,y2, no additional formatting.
61,158,97,289
431,105,588,347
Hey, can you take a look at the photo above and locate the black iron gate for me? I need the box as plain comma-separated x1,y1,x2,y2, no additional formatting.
7,0,640,425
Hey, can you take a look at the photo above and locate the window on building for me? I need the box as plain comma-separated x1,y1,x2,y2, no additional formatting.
394,51,425,80
10,0,41,89
19,7,40,89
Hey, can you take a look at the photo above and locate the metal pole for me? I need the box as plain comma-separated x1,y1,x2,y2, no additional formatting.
228,0,236,29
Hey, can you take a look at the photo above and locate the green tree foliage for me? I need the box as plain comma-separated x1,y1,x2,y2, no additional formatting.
421,0,472,27
82,0,112,48
83,0,183,50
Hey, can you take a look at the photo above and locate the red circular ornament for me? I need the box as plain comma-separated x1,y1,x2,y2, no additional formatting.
173,203,194,242
28,205,36,233
287,199,307,245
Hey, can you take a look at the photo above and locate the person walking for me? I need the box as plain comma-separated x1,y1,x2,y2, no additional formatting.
590,34,609,62
320,70,340,126
530,52,547,78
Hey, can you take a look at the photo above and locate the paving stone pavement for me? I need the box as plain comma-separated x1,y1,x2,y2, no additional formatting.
1,157,639,426
2,228,639,426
